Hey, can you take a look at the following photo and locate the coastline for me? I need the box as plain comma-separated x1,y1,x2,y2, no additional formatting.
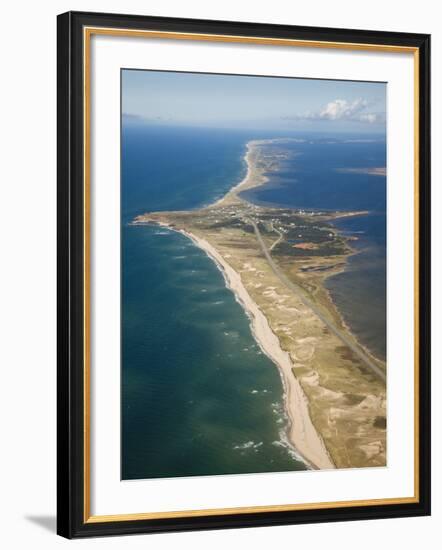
234,140,381,364
214,139,272,207
216,137,315,209
161,221,334,470
323,215,386,364
211,138,382,368
133,136,387,470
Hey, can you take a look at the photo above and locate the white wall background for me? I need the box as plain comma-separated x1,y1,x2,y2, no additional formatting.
0,0,439,548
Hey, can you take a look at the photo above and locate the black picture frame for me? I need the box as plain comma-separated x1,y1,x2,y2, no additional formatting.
57,10,431,539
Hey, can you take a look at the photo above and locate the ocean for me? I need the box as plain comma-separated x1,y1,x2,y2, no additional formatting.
240,138,386,360
121,124,386,480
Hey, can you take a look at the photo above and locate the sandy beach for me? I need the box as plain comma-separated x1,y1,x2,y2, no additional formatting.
198,139,333,468
214,140,270,207
136,137,386,470
155,221,334,470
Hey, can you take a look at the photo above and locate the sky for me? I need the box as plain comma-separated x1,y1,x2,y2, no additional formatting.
122,69,386,134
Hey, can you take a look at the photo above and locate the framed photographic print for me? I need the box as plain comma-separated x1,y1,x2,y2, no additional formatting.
57,11,431,538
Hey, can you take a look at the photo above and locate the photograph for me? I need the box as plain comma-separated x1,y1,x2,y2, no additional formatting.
122,69,387,480
0,1,436,547
55,10,430,538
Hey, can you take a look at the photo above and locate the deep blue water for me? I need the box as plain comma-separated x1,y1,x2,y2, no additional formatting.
241,138,386,359
121,126,307,480
121,125,386,480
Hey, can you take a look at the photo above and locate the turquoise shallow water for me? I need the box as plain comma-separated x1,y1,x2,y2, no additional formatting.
122,126,307,480
121,125,386,480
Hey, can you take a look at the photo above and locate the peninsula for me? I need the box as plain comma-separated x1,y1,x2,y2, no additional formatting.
133,139,387,470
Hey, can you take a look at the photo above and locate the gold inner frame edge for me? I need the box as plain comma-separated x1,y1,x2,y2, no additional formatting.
82,26,420,524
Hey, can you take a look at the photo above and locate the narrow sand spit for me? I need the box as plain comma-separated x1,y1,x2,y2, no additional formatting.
137,138,385,469
170,225,334,470
213,140,268,206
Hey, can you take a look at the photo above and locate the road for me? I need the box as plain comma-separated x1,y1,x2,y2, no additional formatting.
249,219,386,382
269,222,284,251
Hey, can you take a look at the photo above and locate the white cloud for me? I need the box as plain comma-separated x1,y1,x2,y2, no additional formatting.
285,98,384,124
318,98,368,120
